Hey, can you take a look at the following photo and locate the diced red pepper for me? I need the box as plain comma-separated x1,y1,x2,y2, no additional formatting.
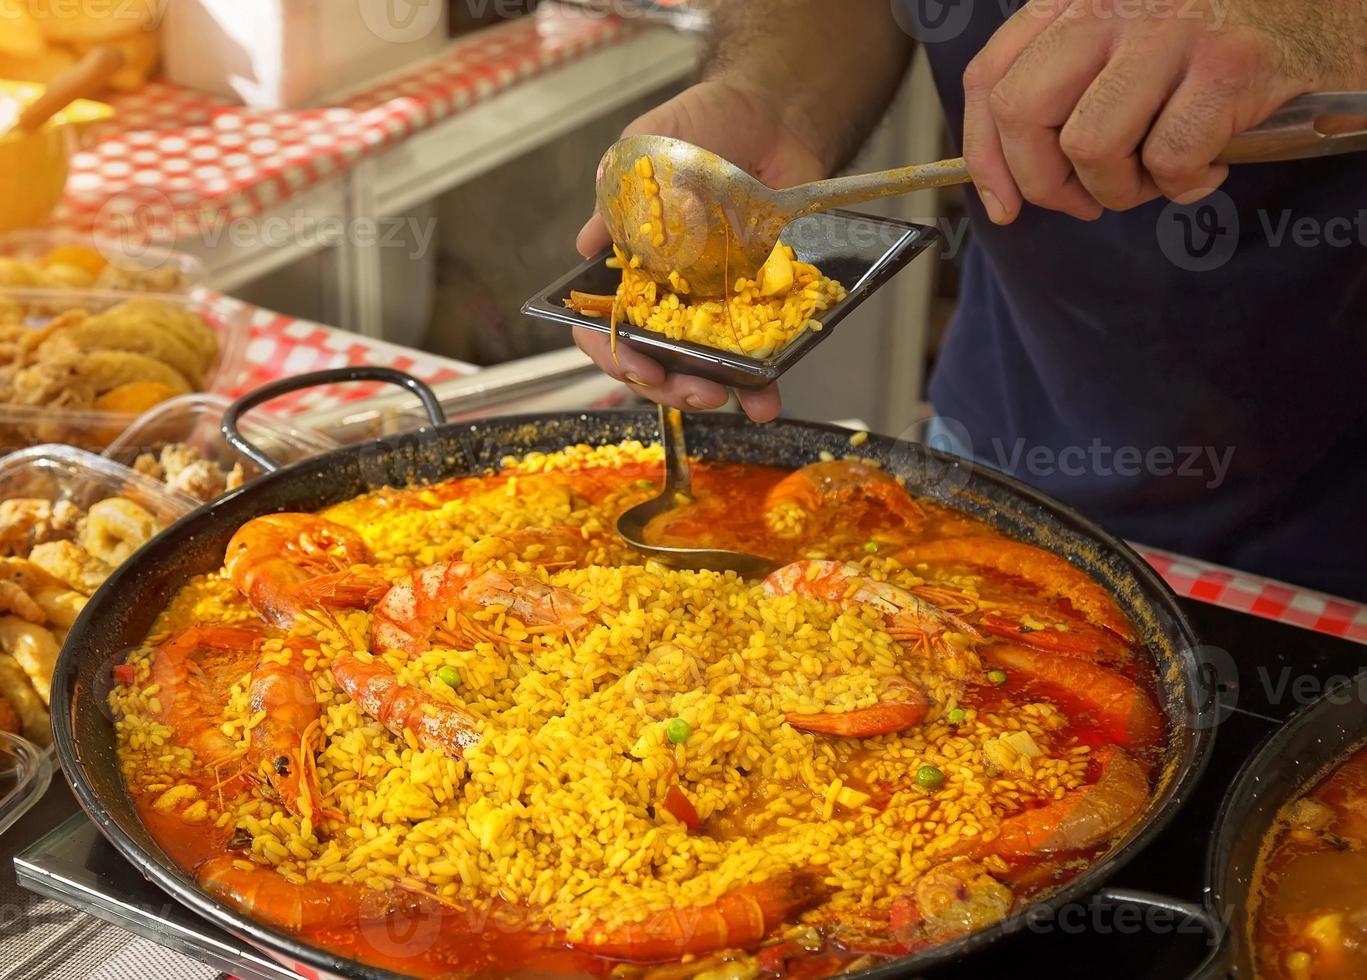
662,783,700,832
112,663,135,686
756,940,804,974
888,894,921,940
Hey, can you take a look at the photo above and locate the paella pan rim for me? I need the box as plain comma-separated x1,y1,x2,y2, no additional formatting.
50,410,1216,980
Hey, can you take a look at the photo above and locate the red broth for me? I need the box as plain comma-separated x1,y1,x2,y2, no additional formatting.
117,457,1166,978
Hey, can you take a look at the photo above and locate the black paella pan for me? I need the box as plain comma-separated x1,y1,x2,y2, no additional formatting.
51,368,1219,979
1186,670,1367,978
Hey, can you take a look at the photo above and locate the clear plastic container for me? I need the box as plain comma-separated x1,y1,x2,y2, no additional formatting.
0,731,52,839
104,394,341,502
0,230,208,294
0,288,250,454
0,447,198,750
0,444,200,524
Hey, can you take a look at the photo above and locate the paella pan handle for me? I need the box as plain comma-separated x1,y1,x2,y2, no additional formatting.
1093,888,1232,979
222,367,447,473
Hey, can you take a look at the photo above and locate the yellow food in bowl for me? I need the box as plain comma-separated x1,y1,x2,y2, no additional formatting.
0,80,113,232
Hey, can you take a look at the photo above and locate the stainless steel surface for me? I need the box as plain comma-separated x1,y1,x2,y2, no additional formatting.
614,405,776,577
295,347,617,442
597,134,966,295
1215,90,1367,164
3,781,223,980
599,92,1367,295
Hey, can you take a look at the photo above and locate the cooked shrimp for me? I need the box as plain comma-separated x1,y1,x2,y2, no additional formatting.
370,561,593,656
223,514,389,629
762,560,982,679
784,687,931,738
82,497,160,565
148,626,262,768
763,460,925,539
984,644,1162,749
979,745,1149,858
332,656,481,759
198,857,385,931
569,870,825,961
976,598,1132,664
248,638,327,822
898,537,1135,641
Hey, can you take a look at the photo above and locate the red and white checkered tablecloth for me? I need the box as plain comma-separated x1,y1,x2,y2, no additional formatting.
1133,544,1367,645
55,7,633,239
212,291,475,417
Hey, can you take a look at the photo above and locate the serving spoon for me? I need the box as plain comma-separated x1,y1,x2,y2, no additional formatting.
616,405,777,578
0,46,123,137
597,91,1367,296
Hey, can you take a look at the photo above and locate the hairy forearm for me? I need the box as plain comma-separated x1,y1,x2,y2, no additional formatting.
702,0,914,173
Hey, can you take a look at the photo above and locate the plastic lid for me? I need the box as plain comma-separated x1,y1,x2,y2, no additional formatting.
0,443,200,521
106,394,338,467
0,731,52,839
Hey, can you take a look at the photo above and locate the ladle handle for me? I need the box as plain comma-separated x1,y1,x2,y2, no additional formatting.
1214,90,1367,163
16,46,124,133
658,404,694,498
778,158,971,218
775,91,1367,219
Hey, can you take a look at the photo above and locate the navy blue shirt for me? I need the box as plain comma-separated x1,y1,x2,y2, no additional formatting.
906,0,1367,600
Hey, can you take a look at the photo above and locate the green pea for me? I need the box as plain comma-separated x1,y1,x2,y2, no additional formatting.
863,541,880,554
665,718,692,744
437,666,461,689
636,479,655,489
947,708,967,725
916,765,944,790
988,669,1008,687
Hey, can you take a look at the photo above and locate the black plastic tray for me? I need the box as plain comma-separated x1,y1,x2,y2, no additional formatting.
522,209,940,389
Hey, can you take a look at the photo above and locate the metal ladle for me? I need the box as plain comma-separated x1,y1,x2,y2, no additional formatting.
597,92,1367,296
616,405,777,578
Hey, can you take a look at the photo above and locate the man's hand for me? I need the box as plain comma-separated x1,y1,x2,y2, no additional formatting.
962,0,1367,223
573,80,827,422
